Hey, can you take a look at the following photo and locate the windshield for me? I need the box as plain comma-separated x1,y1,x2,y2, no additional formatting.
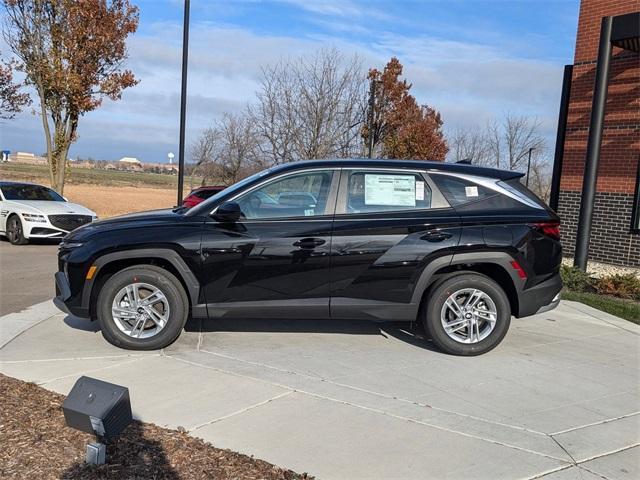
1,184,65,201
187,167,274,215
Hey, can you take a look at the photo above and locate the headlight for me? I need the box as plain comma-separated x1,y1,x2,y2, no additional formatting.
59,241,84,249
22,213,46,223
92,215,98,221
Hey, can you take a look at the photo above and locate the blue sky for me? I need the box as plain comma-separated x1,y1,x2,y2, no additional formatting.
1,0,580,163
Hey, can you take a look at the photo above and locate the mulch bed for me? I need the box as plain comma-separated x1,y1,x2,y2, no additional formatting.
0,374,312,479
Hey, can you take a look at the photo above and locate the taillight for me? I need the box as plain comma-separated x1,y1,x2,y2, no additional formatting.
531,222,560,240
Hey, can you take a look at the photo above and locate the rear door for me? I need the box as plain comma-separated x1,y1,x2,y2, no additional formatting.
329,168,461,319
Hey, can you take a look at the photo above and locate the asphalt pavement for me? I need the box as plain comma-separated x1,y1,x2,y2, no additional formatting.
0,239,59,316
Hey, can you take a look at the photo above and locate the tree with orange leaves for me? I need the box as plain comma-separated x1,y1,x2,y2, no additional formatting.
3,0,139,193
363,57,448,161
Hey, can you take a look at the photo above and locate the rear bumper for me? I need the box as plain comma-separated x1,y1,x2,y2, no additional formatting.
54,271,89,318
517,273,563,318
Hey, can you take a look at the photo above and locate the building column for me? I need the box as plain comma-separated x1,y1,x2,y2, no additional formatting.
573,16,613,271
550,65,573,212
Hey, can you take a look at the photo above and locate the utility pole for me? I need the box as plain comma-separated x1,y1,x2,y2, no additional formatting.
176,0,190,206
367,79,377,158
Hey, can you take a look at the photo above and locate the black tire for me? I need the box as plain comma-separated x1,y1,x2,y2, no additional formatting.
97,265,189,350
423,272,511,356
7,215,28,245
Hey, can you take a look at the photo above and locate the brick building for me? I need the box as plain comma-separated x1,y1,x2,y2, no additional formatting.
551,0,639,267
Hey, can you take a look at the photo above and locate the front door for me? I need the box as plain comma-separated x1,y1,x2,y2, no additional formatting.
201,168,339,318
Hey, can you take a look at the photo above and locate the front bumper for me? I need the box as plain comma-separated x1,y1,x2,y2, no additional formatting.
54,271,89,318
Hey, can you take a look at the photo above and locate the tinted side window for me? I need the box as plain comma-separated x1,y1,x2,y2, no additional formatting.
430,175,494,206
346,171,431,214
235,170,334,219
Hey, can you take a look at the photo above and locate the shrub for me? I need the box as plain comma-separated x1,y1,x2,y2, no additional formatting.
561,265,595,293
594,273,640,301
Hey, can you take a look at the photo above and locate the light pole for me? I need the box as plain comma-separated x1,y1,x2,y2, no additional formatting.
176,0,190,206
525,147,535,187
367,79,378,159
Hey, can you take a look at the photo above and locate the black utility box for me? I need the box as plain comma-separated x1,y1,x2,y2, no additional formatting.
62,376,132,440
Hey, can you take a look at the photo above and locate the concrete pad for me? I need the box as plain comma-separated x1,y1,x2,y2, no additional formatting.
41,355,290,430
537,466,603,480
0,313,155,361
0,300,59,348
194,392,567,480
552,414,640,462
0,354,152,385
580,445,640,480
1,300,638,479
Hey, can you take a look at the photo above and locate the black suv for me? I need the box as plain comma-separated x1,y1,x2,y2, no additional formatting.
54,159,562,355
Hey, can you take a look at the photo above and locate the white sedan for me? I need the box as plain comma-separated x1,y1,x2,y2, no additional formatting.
0,181,97,245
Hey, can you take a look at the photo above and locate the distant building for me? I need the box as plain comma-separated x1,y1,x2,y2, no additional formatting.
551,0,639,268
9,152,47,164
118,157,143,172
118,157,142,165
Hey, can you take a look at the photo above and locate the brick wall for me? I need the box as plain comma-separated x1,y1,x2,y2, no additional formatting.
558,190,640,266
557,0,640,266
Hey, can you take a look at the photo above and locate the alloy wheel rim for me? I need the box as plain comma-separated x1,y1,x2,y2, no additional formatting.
440,288,497,344
9,219,19,241
111,282,170,339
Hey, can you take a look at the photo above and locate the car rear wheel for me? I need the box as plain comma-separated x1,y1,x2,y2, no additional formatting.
7,215,28,245
423,273,511,356
97,265,189,350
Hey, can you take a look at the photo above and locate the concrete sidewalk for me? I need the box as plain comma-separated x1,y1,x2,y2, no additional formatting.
1,300,638,479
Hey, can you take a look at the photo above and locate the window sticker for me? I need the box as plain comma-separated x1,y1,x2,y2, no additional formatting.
416,181,425,201
465,186,479,197
364,174,416,206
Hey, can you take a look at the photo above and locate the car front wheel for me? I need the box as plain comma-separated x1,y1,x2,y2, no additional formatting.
6,215,28,245
97,265,189,350
423,273,511,356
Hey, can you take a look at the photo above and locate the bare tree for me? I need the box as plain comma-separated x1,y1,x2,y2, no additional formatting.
251,48,367,165
189,127,220,188
448,126,492,166
191,113,262,187
217,112,262,185
446,113,551,200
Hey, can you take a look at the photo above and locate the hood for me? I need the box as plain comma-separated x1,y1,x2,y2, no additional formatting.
8,200,96,216
66,208,197,241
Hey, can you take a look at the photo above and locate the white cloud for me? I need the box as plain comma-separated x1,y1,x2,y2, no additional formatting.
2,19,564,162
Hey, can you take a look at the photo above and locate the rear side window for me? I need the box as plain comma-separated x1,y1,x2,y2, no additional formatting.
500,179,548,209
430,175,494,206
345,171,432,214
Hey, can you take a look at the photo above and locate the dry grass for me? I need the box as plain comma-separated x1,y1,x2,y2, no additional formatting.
63,184,176,218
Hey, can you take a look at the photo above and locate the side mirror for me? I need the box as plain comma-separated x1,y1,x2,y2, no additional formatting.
213,201,241,223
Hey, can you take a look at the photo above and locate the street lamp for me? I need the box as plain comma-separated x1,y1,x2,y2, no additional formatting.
176,0,190,205
525,147,535,187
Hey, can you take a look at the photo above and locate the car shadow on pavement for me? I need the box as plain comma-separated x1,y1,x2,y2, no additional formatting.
185,317,441,353
64,315,100,333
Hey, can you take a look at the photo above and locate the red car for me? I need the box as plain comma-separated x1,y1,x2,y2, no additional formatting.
182,185,226,208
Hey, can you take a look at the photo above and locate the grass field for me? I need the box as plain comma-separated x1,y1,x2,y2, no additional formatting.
0,163,205,217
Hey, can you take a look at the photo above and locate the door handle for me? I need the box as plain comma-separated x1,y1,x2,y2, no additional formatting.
293,237,326,249
422,231,453,242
